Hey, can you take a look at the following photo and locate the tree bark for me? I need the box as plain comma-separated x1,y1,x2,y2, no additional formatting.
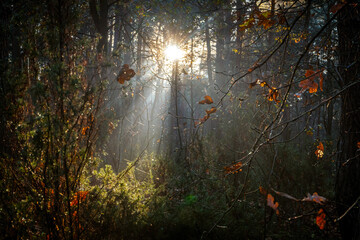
89,0,108,55
205,20,213,86
335,2,360,239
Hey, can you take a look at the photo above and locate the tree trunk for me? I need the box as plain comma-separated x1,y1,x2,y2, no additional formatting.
89,0,108,55
335,2,360,239
205,20,213,86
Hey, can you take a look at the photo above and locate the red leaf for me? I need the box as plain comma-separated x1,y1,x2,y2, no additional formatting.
316,209,326,230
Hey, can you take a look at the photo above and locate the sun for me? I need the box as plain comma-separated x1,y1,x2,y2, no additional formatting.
164,45,185,61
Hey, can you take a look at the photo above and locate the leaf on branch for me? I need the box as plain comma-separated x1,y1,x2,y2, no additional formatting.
206,107,217,115
267,194,279,215
200,114,210,123
316,209,326,230
299,68,324,94
357,141,360,149
81,126,89,135
117,64,136,84
259,186,267,195
315,142,324,159
239,16,255,31
195,107,216,127
303,192,326,204
224,161,243,174
249,79,267,88
199,95,214,104
256,11,276,30
70,191,89,207
248,62,260,73
268,89,280,103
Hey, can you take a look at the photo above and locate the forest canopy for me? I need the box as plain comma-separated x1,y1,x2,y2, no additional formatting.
0,0,359,239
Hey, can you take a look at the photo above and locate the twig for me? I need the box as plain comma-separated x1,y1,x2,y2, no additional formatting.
334,195,360,223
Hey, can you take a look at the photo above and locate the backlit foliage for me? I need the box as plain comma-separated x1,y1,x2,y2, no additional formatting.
316,209,326,230
267,194,280,215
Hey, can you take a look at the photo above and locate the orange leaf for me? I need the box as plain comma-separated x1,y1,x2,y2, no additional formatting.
199,115,210,123
268,89,280,103
305,69,315,80
260,81,267,87
267,194,279,215
357,141,360,149
199,95,213,104
300,68,324,93
315,142,324,158
70,191,89,207
117,64,135,84
224,161,243,174
299,79,318,93
259,186,267,195
81,126,89,135
206,107,217,115
316,209,326,230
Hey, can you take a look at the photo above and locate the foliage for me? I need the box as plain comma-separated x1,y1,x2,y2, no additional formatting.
1,0,358,239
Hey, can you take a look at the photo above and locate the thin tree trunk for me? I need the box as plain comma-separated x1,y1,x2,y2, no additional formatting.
205,21,213,86
335,2,360,239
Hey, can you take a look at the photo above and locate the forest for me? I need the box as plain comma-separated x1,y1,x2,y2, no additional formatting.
0,0,359,239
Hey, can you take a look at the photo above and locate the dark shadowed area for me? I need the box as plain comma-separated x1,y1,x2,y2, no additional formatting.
1,0,359,239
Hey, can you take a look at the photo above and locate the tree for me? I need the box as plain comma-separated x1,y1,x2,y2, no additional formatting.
335,2,360,239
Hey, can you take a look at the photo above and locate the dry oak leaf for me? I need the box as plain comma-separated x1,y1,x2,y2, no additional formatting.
299,68,324,93
268,89,280,103
224,161,243,174
199,95,214,104
117,64,136,84
315,141,324,158
259,186,267,195
206,107,217,115
303,192,326,204
267,193,280,215
200,114,210,123
316,208,326,230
